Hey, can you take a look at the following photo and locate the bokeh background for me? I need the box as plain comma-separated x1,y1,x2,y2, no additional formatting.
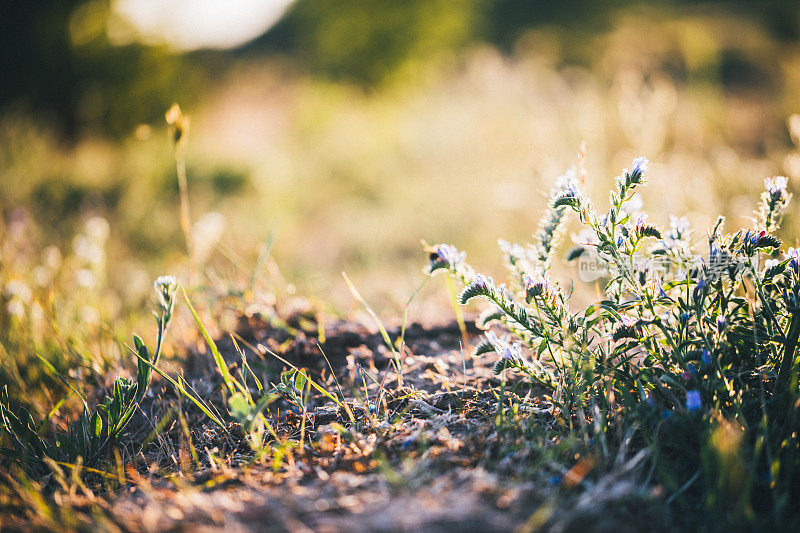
3,0,800,334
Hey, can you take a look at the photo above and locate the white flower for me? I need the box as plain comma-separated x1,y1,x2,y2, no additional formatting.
154,275,179,308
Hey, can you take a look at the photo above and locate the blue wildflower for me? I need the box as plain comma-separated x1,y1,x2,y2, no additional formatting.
701,349,712,366
524,272,550,299
693,278,706,300
552,181,583,209
709,241,720,258
629,157,650,182
716,315,726,332
432,243,465,269
788,247,800,273
499,343,523,363
471,274,493,292
686,390,702,412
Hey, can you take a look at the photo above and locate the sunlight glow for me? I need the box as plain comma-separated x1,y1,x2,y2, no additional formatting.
113,0,294,50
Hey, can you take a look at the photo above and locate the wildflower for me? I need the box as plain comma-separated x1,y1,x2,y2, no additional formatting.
716,316,726,332
497,283,510,303
685,390,702,412
758,233,781,249
765,176,789,197
634,212,662,240
460,274,495,304
701,349,712,366
709,241,720,258
693,278,706,301
680,311,691,325
645,270,666,298
551,180,583,210
498,342,524,363
630,157,650,180
635,213,647,231
430,243,465,270
787,247,800,273
759,177,792,232
154,275,179,309
600,212,612,231
524,272,550,300
487,331,527,374
471,274,493,292
653,216,692,256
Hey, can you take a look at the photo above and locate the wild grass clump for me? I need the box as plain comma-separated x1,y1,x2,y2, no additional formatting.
427,159,799,528
0,276,178,475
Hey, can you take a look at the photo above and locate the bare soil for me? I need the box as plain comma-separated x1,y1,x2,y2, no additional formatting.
3,314,673,532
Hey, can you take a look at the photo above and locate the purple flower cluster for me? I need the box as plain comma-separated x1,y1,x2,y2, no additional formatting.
470,273,494,292
764,176,789,200
524,272,550,299
788,247,800,273
486,331,524,365
630,157,650,179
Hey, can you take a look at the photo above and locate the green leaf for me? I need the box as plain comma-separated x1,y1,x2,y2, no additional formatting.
133,348,226,429
181,285,238,398
228,392,251,423
474,339,496,356
93,412,103,438
294,370,307,393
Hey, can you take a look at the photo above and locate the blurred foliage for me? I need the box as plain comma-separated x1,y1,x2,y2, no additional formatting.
0,0,199,138
4,0,800,137
246,0,479,84
230,0,800,89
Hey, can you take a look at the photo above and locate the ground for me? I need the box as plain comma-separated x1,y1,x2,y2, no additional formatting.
1,312,674,532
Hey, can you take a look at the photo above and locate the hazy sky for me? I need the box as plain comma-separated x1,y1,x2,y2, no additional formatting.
113,0,295,50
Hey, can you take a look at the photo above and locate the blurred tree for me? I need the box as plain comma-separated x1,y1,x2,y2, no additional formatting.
239,0,480,86
1,0,83,134
0,0,197,139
